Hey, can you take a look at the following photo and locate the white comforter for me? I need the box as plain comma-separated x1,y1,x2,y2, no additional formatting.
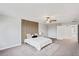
24,37,52,50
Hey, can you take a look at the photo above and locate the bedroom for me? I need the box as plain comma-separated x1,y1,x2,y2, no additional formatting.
0,3,79,56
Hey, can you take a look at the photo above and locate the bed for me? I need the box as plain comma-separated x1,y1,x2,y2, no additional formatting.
24,37,52,51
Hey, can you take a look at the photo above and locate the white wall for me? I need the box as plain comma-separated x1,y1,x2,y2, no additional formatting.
57,25,64,40
0,15,21,50
0,14,78,50
48,24,57,38
38,23,48,36
38,22,78,41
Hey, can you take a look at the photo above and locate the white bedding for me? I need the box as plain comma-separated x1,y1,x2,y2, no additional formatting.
24,37,52,50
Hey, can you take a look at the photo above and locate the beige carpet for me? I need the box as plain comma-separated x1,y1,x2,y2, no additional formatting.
0,43,60,56
0,39,78,56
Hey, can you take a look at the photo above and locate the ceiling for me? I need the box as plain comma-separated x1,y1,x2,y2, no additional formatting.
0,3,79,24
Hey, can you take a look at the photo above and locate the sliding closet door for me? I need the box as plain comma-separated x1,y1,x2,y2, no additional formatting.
63,25,71,39
57,25,73,40
57,25,72,40
71,25,78,41
57,25,78,41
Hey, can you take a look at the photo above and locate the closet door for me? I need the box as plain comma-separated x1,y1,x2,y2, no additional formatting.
57,25,78,41
63,25,71,39
71,25,78,41
61,25,70,39
63,25,66,39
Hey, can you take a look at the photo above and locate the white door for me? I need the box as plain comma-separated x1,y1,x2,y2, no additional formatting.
71,25,78,41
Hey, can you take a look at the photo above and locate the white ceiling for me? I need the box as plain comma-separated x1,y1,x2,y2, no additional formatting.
0,3,79,24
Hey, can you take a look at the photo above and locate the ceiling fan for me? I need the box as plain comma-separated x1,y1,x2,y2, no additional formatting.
72,18,79,22
44,16,57,24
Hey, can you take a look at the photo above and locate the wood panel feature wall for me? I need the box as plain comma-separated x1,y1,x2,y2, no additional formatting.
21,19,38,43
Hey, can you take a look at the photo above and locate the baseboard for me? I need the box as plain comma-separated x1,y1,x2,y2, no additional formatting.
0,43,21,51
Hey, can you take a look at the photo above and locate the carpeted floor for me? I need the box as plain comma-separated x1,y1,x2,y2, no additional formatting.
0,39,78,56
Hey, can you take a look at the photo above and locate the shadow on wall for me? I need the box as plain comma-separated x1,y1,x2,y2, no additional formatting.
0,14,8,21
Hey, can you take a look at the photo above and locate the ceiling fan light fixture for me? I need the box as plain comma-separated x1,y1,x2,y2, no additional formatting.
51,20,56,21
46,20,50,23
44,16,57,23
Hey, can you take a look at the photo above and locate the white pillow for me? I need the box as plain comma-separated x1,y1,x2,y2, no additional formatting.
26,34,32,39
